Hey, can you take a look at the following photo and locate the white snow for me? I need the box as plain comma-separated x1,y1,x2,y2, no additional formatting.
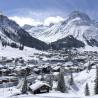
30,81,50,91
0,67,96,98
25,13,98,50
0,43,47,60
78,45,98,52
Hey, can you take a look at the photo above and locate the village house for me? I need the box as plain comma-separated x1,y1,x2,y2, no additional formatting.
29,81,50,94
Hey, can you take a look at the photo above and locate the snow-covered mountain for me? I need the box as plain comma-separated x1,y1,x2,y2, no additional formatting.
25,11,98,49
22,24,33,30
23,24,51,38
0,14,49,50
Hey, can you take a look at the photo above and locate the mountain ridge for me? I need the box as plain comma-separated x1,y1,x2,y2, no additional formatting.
24,11,98,49
0,14,49,50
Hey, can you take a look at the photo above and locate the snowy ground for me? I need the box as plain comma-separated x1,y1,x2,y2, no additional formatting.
0,43,47,61
0,42,98,98
78,45,98,52
0,67,97,98
0,89,98,98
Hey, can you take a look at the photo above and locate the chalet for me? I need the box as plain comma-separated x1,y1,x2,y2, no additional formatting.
41,66,51,74
0,76,18,88
29,82,50,94
52,66,60,72
14,66,31,76
33,68,41,74
0,68,11,76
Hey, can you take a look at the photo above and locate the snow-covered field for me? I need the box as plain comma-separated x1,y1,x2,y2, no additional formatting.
0,67,97,98
0,87,90,98
0,36,98,98
0,43,47,60
0,88,98,98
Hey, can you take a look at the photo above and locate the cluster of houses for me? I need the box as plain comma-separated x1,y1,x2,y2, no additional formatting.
0,50,98,94
17,79,50,94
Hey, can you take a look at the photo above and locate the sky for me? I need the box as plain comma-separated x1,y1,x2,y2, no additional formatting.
0,0,98,26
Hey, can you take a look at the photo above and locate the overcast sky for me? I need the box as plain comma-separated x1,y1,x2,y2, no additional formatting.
0,0,98,26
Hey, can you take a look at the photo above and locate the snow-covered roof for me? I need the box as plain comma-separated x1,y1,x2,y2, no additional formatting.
15,66,22,71
0,64,4,68
0,76,17,81
53,66,60,70
64,61,73,66
30,81,50,91
33,68,39,71
28,64,35,67
53,72,59,75
1,68,7,72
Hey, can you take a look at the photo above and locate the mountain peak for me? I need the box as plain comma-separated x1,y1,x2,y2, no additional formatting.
68,11,91,21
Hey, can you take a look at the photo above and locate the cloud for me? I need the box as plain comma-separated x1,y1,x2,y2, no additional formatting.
9,16,64,26
9,16,42,26
44,16,64,26
7,7,67,20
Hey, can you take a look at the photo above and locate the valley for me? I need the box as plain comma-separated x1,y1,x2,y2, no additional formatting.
0,44,98,98
0,11,98,98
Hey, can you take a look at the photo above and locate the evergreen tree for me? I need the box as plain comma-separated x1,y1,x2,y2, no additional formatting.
95,66,98,94
85,83,90,96
41,71,44,81
57,69,66,93
21,70,28,94
21,78,28,94
69,70,74,85
49,75,53,90
19,44,24,50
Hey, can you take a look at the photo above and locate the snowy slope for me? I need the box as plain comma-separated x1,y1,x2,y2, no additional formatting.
25,11,98,48
0,14,49,50
0,43,47,60
24,25,51,39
